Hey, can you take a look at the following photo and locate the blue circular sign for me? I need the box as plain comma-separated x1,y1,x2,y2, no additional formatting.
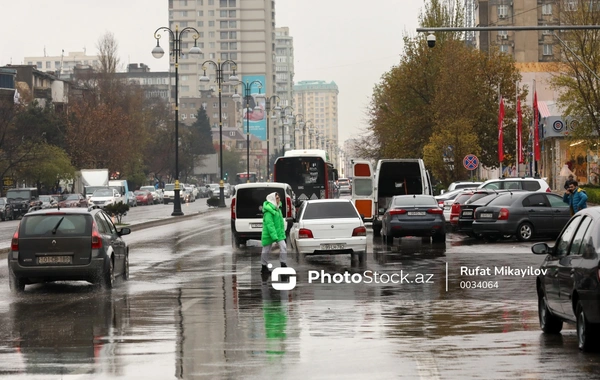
463,154,479,170
553,120,564,132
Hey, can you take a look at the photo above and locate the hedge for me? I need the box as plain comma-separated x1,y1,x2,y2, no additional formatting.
581,187,600,205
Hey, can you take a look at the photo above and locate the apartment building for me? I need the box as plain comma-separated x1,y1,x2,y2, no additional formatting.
293,80,339,164
476,0,562,62
274,27,294,106
24,51,100,80
168,0,275,143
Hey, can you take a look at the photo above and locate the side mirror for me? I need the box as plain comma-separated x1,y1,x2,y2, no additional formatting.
440,190,445,194
531,242,550,255
118,227,131,236
378,208,385,215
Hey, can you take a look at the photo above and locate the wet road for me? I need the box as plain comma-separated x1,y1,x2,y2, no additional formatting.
0,208,600,379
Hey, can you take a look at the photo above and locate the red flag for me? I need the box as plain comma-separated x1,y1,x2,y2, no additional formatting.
498,96,504,162
534,91,540,160
517,97,523,164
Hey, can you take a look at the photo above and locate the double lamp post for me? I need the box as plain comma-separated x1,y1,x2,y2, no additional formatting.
233,80,263,182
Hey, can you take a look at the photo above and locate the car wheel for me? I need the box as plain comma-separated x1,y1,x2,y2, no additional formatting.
102,256,115,289
432,232,446,244
123,252,130,281
538,293,562,333
516,222,534,242
9,269,25,293
384,233,394,247
577,301,598,351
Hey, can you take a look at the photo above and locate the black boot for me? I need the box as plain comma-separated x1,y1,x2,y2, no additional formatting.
280,262,287,267
279,262,289,282
261,265,270,282
261,265,270,273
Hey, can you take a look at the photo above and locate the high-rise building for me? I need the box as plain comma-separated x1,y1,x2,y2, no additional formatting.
293,80,339,164
274,27,294,106
476,0,561,62
168,0,275,143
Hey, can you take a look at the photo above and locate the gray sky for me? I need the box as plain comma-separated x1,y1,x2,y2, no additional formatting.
1,0,424,145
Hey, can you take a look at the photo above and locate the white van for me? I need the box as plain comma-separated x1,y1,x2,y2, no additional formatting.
351,159,433,236
231,182,296,247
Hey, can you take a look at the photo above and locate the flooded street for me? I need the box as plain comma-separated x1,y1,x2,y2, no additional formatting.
0,209,600,379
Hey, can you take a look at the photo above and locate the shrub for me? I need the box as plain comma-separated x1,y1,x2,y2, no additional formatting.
207,196,220,207
104,201,130,224
581,187,600,205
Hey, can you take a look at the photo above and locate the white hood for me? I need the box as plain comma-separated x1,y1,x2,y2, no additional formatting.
266,192,279,207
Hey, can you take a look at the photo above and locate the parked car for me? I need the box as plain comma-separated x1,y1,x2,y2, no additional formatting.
231,182,296,247
478,177,551,192
38,195,58,209
0,197,13,221
126,191,137,207
532,207,600,351
89,188,124,209
449,191,476,228
57,193,88,208
163,183,186,204
289,199,366,264
208,184,221,198
198,185,212,198
381,194,445,245
7,207,131,292
134,190,154,206
456,189,525,237
442,181,483,194
435,188,473,222
472,192,571,241
140,186,161,204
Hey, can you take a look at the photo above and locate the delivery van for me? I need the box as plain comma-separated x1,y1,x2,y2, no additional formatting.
351,159,433,236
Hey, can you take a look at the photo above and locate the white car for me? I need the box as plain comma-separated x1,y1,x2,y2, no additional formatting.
478,177,551,192
289,199,367,264
89,188,123,209
163,183,186,204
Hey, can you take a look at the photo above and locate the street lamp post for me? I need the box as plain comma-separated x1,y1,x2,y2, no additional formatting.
293,113,304,150
152,25,202,216
280,106,294,155
302,120,313,149
199,60,239,208
265,95,281,180
233,80,263,183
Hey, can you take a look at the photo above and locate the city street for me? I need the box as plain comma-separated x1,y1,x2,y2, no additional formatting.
0,207,599,379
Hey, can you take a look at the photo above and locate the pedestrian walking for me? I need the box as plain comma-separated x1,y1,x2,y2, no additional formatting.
260,192,287,277
563,180,588,216
563,174,574,190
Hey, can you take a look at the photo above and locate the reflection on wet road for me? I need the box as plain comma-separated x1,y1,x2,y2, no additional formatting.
0,210,600,379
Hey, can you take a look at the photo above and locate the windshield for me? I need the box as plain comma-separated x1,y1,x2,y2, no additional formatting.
393,196,437,207
7,190,32,199
92,189,113,197
302,201,358,220
140,186,155,192
275,157,325,187
39,196,53,202
165,184,175,191
65,194,80,201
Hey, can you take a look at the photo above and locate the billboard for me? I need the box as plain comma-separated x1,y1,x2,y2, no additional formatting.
240,75,266,141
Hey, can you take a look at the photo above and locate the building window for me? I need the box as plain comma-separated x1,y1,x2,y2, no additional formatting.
229,10,236,17
197,0,203,4
542,3,552,15
181,10,187,16
498,30,508,39
229,31,236,39
499,44,509,53
221,42,229,49
229,42,237,50
208,0,214,4
543,44,553,55
220,21,229,28
229,0,236,6
179,21,188,27
220,10,228,17
197,21,204,27
181,86,190,92
210,53,216,59
229,52,237,60
208,20,214,27
209,32,215,38
209,42,216,48
45,61,51,68
566,1,577,11
220,31,229,39
221,53,229,59
498,5,508,18
55,61,60,68
209,10,215,16
229,20,236,28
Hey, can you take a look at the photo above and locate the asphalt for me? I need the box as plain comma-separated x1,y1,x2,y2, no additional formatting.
0,205,221,260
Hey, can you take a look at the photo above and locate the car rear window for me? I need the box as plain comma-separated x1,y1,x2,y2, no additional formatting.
486,194,519,207
236,188,286,219
302,202,358,220
454,193,474,204
522,181,541,191
393,196,437,207
20,214,92,237
469,194,497,205
465,192,492,204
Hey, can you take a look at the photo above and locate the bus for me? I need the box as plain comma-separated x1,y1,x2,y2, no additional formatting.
235,172,258,184
273,149,338,202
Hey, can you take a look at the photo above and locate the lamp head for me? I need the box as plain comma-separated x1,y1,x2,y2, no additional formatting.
152,44,165,59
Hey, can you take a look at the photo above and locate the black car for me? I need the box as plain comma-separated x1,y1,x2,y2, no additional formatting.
0,197,13,221
457,189,526,237
7,207,131,292
472,192,571,241
6,188,40,219
532,207,600,351
381,194,445,245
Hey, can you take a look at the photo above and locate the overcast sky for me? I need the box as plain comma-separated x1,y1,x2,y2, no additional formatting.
1,1,424,145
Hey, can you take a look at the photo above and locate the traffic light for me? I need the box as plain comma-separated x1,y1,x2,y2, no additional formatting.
224,172,228,180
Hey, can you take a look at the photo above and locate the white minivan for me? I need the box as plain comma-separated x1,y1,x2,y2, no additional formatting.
351,158,433,236
231,182,296,247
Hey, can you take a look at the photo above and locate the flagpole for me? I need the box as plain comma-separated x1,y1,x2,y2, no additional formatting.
516,82,519,177
499,85,503,178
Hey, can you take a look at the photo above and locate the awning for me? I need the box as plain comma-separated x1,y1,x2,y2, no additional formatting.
538,101,552,118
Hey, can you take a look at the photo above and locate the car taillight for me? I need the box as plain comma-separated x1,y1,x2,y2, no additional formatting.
437,201,444,207
451,203,461,214
352,226,367,236
498,208,509,220
546,187,551,193
298,228,313,239
11,229,19,251
231,198,236,219
286,197,292,218
91,221,103,249
389,209,407,215
427,208,443,214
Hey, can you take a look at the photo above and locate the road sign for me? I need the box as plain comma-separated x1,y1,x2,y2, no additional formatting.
463,154,479,170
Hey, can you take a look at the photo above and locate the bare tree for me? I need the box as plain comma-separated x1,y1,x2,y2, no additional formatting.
96,31,120,74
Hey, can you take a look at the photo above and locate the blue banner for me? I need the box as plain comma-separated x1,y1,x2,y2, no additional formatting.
241,75,266,141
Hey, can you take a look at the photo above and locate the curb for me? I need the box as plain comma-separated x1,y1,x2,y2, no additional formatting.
0,206,223,261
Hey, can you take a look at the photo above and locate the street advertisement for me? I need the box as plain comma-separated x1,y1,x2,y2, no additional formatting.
241,75,266,141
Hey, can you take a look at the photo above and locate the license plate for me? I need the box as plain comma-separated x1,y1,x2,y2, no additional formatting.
462,210,473,216
38,256,72,265
407,211,426,216
480,213,493,218
251,223,262,228
320,244,346,250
